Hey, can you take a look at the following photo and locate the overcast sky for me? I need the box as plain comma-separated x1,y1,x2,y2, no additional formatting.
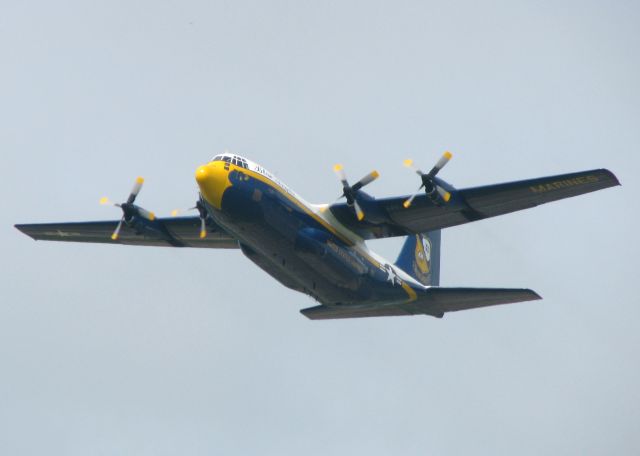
1,1,639,454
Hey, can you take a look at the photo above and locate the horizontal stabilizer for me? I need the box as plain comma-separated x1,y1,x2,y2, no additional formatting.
424,287,541,313
301,287,541,320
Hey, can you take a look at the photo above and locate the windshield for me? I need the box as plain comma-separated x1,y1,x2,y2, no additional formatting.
211,154,249,169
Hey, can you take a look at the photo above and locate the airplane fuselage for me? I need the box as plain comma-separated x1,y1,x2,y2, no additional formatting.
195,153,419,306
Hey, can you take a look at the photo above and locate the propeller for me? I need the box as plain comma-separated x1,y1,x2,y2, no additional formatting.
170,199,209,239
402,151,453,208
100,177,155,240
333,164,379,221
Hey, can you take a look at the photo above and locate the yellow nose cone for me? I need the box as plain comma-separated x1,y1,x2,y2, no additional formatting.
195,162,232,210
195,165,211,184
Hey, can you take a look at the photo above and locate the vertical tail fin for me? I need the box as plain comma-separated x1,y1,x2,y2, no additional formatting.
395,230,441,286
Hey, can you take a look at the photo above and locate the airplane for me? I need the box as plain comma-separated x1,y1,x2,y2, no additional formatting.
15,152,620,320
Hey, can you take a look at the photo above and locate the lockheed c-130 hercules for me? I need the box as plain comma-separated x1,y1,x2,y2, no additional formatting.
15,152,619,319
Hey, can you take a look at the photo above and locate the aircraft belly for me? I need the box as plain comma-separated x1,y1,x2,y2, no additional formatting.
205,171,410,306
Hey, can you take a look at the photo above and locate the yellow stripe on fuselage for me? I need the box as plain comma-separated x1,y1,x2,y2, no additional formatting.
242,166,356,246
200,162,417,303
401,282,417,302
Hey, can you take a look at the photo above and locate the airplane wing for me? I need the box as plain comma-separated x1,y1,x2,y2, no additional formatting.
301,287,541,320
329,168,620,239
15,216,239,248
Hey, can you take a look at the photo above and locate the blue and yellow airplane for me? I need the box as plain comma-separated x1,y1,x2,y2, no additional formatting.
15,152,619,319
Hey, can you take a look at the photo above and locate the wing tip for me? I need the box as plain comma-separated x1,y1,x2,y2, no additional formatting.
599,168,621,187
526,288,543,301
14,224,37,240
300,306,323,320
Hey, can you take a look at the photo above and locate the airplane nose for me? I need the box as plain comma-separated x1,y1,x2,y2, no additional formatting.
195,164,212,184
195,162,232,210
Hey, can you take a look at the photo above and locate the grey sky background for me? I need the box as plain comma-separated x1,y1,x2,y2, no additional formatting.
1,1,639,454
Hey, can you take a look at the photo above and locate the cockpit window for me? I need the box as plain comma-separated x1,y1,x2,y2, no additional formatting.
234,156,249,169
211,154,249,169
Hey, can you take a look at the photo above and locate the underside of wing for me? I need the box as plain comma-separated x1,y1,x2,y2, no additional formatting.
329,168,620,239
15,216,238,248
301,287,541,320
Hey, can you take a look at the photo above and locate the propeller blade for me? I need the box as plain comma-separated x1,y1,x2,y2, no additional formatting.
353,200,365,221
332,164,375,221
352,170,379,191
170,206,196,217
436,185,451,202
333,164,349,187
199,217,207,239
101,176,159,239
173,201,208,238
403,185,424,209
137,207,156,221
111,217,124,240
126,177,144,204
427,151,452,178
403,159,424,176
402,152,454,208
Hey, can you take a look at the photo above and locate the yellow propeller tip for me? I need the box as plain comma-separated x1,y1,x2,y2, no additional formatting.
356,212,365,221
199,230,207,239
443,151,453,159
111,233,119,240
99,197,109,205
136,176,144,184
443,192,451,202
149,212,156,221
371,170,380,179
170,210,179,217
333,164,343,172
403,200,411,208
403,159,414,167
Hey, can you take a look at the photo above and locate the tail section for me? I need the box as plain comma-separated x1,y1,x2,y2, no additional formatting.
300,287,541,320
395,230,441,286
